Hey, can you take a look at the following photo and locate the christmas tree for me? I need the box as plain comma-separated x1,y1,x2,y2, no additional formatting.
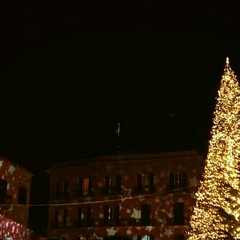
187,58,240,240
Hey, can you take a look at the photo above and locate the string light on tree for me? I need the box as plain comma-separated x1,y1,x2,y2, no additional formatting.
187,58,240,239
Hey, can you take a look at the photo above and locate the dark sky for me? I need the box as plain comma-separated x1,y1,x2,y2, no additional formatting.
1,0,240,173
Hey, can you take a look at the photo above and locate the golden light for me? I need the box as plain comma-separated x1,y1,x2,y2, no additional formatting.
187,58,240,239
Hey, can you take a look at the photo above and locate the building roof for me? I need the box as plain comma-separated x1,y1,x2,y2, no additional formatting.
48,149,204,171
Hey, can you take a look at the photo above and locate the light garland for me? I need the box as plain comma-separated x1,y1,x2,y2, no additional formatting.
187,58,240,239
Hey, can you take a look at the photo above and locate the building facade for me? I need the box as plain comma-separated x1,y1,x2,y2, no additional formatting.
47,150,204,240
0,155,33,239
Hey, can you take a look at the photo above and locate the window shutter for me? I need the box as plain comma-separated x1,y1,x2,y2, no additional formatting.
86,206,91,226
115,204,120,224
146,204,151,224
79,178,83,196
137,174,142,194
104,205,109,225
64,181,68,195
88,177,92,196
116,175,121,194
141,203,150,225
182,172,187,188
149,174,154,193
56,181,60,195
55,209,59,227
169,172,174,190
105,176,109,195
63,209,67,227
78,207,82,227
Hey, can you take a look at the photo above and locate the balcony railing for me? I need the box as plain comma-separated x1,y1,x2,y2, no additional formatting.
51,193,70,200
50,218,157,229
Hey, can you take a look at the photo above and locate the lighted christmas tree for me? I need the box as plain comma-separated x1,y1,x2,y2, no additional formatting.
187,58,240,240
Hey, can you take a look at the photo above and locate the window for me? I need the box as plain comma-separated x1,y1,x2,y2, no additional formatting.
104,175,121,195
56,180,68,199
0,179,7,203
174,235,185,240
169,172,187,191
174,202,184,225
55,208,67,228
18,187,27,204
132,236,153,240
77,237,87,240
78,206,91,227
79,177,92,196
142,236,152,240
137,174,154,194
104,204,120,225
141,203,151,225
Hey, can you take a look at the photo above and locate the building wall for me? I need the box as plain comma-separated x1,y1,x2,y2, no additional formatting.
47,150,204,240
0,156,32,227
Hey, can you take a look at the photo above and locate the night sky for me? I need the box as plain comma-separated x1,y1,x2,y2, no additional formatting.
2,0,240,235
0,4,240,170
1,1,240,174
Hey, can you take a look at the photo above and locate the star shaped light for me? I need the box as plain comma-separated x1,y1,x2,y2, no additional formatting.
164,229,173,237
8,165,16,174
107,227,117,236
130,208,141,219
146,226,153,232
126,228,132,235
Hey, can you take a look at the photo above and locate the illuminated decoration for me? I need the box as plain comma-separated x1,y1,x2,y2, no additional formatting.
187,58,240,239
106,227,117,236
0,214,33,239
0,156,34,239
47,150,204,239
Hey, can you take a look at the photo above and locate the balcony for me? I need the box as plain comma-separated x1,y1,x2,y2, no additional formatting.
50,218,157,229
51,193,70,201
